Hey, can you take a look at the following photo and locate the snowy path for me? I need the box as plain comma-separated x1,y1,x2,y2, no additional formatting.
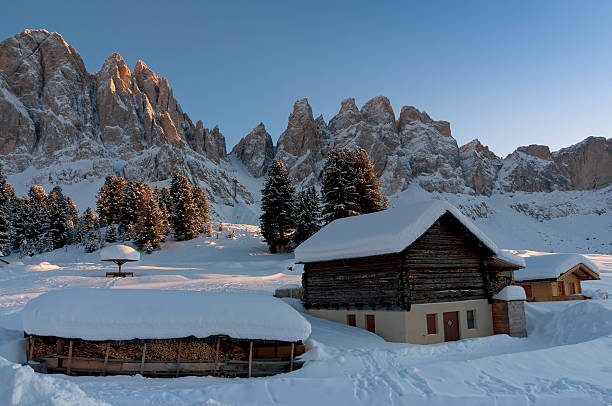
0,224,611,405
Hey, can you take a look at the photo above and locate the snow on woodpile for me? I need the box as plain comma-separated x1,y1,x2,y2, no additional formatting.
515,253,600,281
492,286,526,301
100,245,140,261
295,199,499,263
21,289,311,342
496,249,526,268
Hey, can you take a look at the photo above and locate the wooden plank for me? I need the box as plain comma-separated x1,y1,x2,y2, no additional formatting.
103,342,110,376
67,340,73,375
289,343,295,372
26,336,33,362
248,341,253,378
175,341,182,378
140,342,147,375
214,337,220,375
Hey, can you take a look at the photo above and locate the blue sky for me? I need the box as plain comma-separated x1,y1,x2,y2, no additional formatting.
2,1,611,156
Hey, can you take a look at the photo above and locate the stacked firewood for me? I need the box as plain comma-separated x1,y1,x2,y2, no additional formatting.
72,341,143,359
31,341,54,358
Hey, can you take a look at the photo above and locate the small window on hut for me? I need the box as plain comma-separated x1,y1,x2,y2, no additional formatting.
466,310,475,330
426,314,437,335
347,314,356,327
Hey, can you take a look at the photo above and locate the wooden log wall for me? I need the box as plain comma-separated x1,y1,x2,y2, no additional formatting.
303,255,402,309
403,213,493,304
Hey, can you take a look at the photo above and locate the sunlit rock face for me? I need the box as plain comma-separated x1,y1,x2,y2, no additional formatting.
0,29,253,209
231,122,274,177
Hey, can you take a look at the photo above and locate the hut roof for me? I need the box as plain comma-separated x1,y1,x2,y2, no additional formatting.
21,289,311,342
100,245,140,261
514,253,600,281
295,200,513,264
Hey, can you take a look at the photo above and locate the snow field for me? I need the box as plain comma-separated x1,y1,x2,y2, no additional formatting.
0,223,611,404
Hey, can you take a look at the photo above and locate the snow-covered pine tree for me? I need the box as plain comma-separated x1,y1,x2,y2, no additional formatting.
96,176,127,226
0,165,15,255
259,159,296,253
105,224,119,243
134,185,166,251
349,148,388,214
292,186,322,247
10,197,27,251
24,186,51,254
321,148,355,223
118,181,146,240
192,185,211,232
65,196,80,244
47,186,73,250
169,173,200,241
83,229,101,253
19,238,35,257
79,207,98,244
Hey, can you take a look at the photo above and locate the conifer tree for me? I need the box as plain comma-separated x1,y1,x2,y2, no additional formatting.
47,186,73,250
10,197,27,251
96,176,127,226
105,224,119,243
292,186,322,247
65,196,80,244
79,207,98,244
259,159,295,253
118,181,146,239
192,185,211,232
321,147,387,224
24,186,51,253
0,165,14,255
83,229,102,253
134,185,166,251
169,173,200,241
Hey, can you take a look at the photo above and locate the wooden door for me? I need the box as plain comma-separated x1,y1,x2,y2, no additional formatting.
366,315,375,333
443,312,460,342
347,314,356,327
557,281,565,296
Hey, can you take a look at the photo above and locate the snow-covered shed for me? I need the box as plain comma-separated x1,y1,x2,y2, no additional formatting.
514,253,600,301
23,289,310,377
295,199,527,344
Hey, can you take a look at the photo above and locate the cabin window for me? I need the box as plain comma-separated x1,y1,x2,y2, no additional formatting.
426,314,437,335
366,314,375,333
523,285,533,298
347,314,356,327
466,310,475,329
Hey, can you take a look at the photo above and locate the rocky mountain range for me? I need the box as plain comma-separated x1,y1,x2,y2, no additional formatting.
1,29,611,217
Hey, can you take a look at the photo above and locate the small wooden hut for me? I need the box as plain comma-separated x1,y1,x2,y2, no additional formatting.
514,253,600,302
295,200,527,344
22,289,310,377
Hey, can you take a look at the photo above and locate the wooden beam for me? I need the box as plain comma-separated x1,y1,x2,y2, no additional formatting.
140,342,147,375
67,340,73,375
26,336,31,362
103,342,110,376
175,341,182,378
289,343,295,372
248,341,253,378
214,337,221,376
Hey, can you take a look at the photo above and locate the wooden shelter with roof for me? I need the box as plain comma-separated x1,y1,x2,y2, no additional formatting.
514,253,601,302
294,200,527,344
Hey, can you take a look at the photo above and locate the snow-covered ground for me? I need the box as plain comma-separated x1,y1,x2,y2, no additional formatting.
1,223,612,405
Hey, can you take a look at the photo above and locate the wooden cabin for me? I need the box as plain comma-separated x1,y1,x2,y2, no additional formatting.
294,200,527,344
514,253,600,302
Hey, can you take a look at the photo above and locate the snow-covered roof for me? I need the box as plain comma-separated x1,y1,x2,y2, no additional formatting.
295,200,500,263
492,286,526,301
21,289,311,342
100,245,140,261
495,250,526,268
514,253,600,281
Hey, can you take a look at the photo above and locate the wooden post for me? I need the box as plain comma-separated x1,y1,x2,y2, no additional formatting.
175,341,182,378
140,342,147,375
25,336,31,362
213,337,221,376
248,341,253,378
56,338,64,355
67,340,73,375
103,342,110,376
289,343,295,372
